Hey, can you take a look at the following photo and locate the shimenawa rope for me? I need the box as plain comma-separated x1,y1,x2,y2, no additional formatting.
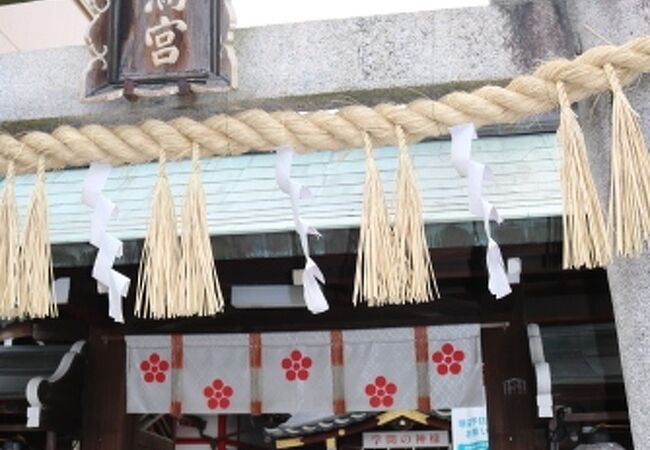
3,36,650,319
134,151,180,319
1,37,650,173
177,145,224,316
0,161,19,319
353,132,395,307
604,63,650,257
19,157,57,318
556,81,610,269
393,125,439,303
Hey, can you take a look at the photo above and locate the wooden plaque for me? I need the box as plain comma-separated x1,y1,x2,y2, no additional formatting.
83,0,237,100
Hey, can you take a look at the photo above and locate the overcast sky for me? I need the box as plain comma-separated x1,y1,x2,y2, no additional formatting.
234,0,489,28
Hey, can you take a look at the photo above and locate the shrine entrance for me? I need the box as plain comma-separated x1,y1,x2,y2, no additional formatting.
269,411,452,450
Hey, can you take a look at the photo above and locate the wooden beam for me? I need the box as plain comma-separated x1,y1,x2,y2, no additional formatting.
46,431,56,450
481,286,537,449
563,412,629,423
0,424,45,432
0,318,87,343
0,322,33,340
52,243,613,336
81,329,135,450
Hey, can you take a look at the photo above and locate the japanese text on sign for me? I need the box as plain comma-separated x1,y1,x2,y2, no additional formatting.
451,406,489,450
362,431,450,449
144,0,187,66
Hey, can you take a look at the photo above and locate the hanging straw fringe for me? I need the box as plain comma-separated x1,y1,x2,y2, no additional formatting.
0,162,19,319
393,126,439,302
604,63,650,257
135,152,180,319
353,133,396,307
556,81,611,269
19,157,57,318
177,145,224,317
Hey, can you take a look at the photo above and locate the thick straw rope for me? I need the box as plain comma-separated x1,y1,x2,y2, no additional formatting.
2,37,650,173
177,145,225,316
394,126,439,302
0,161,19,319
19,157,57,318
353,133,395,307
556,81,610,269
604,63,650,257
134,152,180,319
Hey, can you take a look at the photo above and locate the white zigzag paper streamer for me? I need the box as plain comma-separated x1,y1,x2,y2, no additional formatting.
275,146,329,314
450,123,512,299
82,163,130,322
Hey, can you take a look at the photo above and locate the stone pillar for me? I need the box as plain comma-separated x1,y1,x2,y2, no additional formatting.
580,80,650,450
579,80,650,450
567,2,650,446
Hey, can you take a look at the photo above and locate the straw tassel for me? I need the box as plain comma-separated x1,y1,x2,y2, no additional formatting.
353,132,396,307
556,81,611,269
393,126,439,302
19,157,57,318
604,63,650,257
0,162,19,319
135,152,180,319
177,145,224,317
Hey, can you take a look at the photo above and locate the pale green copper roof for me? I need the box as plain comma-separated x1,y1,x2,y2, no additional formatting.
8,133,561,245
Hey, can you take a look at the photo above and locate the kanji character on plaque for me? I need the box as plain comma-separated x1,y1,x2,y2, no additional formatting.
145,16,188,66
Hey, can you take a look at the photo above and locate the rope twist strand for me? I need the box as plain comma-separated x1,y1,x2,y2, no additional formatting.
1,37,650,174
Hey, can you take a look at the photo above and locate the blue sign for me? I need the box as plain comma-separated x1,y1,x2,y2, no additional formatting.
452,406,489,450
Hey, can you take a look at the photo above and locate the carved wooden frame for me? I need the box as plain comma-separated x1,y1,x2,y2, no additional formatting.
82,0,237,101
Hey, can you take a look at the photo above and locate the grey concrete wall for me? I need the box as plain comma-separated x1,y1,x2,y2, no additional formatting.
565,1,650,447
0,2,575,131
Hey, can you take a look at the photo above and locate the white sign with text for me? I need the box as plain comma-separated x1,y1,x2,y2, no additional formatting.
451,406,489,450
363,430,450,448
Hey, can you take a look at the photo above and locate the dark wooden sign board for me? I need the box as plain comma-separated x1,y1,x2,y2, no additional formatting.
83,0,237,101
